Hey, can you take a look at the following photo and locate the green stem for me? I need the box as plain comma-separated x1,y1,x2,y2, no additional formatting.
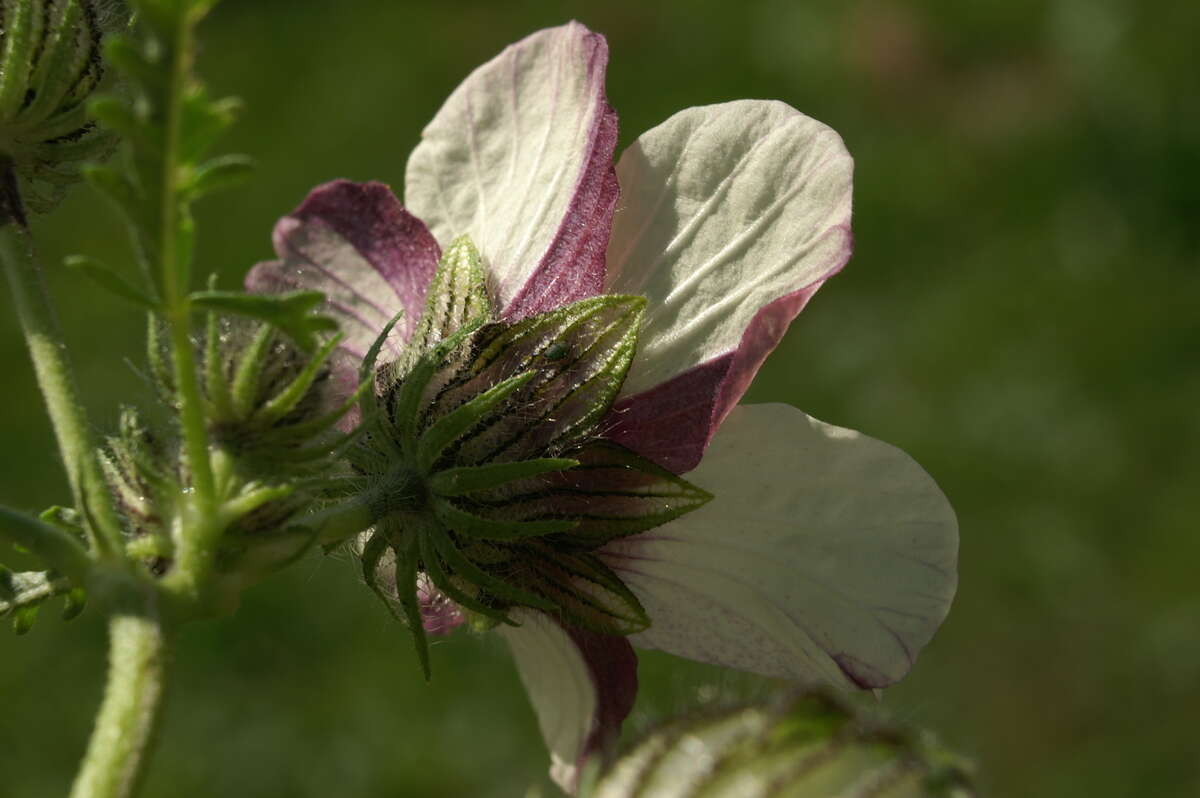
309,494,377,546
159,15,215,507
70,600,170,798
0,179,123,557
0,504,91,583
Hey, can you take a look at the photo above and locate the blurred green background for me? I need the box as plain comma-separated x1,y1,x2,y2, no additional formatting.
3,0,1197,795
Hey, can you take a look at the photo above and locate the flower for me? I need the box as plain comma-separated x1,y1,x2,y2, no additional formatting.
248,22,957,792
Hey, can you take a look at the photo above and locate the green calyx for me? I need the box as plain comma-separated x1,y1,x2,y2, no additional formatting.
193,308,356,468
0,0,126,218
349,236,711,678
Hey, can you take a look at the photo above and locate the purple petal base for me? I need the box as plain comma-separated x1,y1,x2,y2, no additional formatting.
504,29,619,320
563,624,638,787
606,228,850,473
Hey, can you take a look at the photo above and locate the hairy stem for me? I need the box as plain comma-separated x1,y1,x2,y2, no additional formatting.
70,600,170,798
310,494,377,547
0,173,123,556
159,16,214,507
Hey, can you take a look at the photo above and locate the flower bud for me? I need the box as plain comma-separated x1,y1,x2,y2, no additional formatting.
0,0,126,218
198,314,351,471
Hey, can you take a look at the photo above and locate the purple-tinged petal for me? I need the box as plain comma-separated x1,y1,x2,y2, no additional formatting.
500,609,637,794
600,403,957,690
246,180,441,365
603,101,853,471
405,22,619,319
605,278,834,473
417,574,465,636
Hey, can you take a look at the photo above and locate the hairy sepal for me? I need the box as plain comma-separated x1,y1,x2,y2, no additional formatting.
458,440,712,548
426,294,646,466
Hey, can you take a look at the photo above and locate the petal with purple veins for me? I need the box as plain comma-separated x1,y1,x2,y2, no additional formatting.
600,403,957,690
604,101,853,472
405,22,619,319
246,180,441,363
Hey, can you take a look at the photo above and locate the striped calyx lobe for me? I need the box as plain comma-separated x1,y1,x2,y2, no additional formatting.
0,0,117,216
353,236,710,672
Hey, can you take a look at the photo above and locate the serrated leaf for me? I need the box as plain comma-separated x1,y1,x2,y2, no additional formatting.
189,289,338,352
585,694,976,798
64,255,159,309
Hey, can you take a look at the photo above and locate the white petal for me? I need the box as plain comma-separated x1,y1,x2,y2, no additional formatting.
405,23,616,313
501,610,594,790
601,404,957,689
499,611,637,793
606,101,853,397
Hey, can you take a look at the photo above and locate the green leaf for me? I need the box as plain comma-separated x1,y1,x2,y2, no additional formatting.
0,569,76,620
179,89,242,163
583,694,976,798
12,604,38,635
103,36,166,95
61,587,87,620
184,154,255,199
88,97,147,141
83,164,143,223
428,458,580,497
64,255,159,309
189,289,338,352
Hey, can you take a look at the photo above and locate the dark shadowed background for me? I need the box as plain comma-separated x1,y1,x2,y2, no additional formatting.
2,0,1197,795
